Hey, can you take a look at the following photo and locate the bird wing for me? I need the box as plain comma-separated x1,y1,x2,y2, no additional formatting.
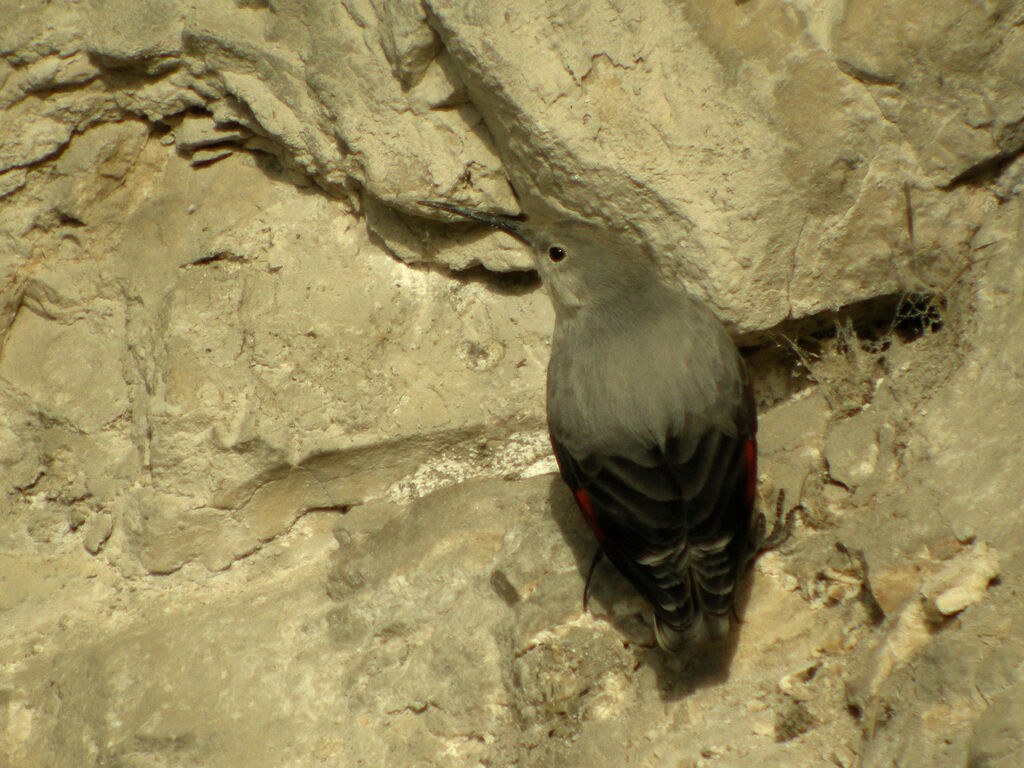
552,397,757,648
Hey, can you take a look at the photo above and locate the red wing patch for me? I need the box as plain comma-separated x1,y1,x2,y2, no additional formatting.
573,488,607,542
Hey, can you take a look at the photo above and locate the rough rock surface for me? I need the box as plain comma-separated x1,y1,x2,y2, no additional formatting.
2,1,1023,766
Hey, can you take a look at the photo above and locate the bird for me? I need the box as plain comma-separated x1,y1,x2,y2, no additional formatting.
421,200,767,650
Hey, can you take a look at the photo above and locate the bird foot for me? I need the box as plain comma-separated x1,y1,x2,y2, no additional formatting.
750,489,800,555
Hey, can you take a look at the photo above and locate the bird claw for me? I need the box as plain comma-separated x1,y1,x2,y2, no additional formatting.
750,489,800,555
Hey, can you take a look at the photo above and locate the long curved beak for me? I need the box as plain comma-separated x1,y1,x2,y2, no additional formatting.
419,200,530,245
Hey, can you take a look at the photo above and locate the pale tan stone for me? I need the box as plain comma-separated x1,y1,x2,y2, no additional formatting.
1,2,1023,767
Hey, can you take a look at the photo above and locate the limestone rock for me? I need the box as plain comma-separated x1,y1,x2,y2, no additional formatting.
1,0,993,301
832,0,1024,186
1,130,553,573
968,680,1024,768
921,542,1000,621
2,2,1024,767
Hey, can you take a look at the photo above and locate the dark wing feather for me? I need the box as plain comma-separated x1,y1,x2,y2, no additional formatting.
553,390,757,649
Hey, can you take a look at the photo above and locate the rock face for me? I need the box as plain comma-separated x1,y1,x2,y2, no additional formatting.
1,1,1023,766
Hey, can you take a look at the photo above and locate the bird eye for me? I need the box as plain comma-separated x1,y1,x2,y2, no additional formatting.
548,246,567,262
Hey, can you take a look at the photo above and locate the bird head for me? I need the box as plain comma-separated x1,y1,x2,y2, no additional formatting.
420,201,658,319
